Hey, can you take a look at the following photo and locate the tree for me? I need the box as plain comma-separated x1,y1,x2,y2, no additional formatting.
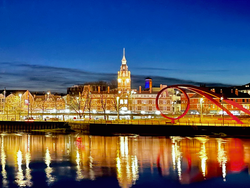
33,95,46,120
4,94,19,120
100,92,108,121
22,90,34,118
85,90,92,120
67,94,84,119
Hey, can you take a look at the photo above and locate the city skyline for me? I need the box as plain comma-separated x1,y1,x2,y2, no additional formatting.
1,0,250,92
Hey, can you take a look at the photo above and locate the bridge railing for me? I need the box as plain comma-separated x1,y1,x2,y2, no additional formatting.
68,119,250,127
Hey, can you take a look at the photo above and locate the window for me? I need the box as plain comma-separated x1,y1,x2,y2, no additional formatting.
120,99,123,104
124,99,128,104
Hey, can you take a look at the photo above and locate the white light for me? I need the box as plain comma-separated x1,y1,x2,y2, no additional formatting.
126,78,129,83
148,115,151,118
118,79,121,83
120,110,125,114
92,110,97,113
106,110,110,114
65,109,70,113
141,111,145,114
155,111,161,115
121,107,127,111
19,94,22,98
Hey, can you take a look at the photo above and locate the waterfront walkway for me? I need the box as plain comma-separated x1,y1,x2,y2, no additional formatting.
69,118,250,127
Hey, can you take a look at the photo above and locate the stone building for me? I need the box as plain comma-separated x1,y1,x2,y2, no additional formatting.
66,49,176,120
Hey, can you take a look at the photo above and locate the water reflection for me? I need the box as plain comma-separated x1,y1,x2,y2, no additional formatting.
0,134,250,187
217,138,227,181
1,136,8,188
45,147,55,185
116,136,139,188
171,136,183,181
16,150,25,187
76,149,84,181
197,137,208,179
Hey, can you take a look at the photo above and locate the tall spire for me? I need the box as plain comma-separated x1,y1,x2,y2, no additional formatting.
122,48,127,65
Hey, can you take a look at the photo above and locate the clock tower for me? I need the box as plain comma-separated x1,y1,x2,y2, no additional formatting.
117,48,131,93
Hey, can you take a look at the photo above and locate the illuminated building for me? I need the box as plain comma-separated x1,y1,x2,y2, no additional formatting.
117,48,131,93
65,49,176,120
181,87,250,115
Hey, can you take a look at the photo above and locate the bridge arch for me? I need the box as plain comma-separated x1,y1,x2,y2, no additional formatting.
156,85,250,124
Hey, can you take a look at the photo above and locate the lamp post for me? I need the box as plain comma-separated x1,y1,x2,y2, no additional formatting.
200,98,204,123
130,91,136,120
27,93,29,119
116,96,120,120
19,94,22,120
221,97,224,125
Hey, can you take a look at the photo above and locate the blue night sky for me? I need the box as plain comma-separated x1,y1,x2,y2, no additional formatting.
0,0,250,92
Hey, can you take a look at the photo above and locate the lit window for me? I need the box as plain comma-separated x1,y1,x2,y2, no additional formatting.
120,99,124,104
124,99,127,104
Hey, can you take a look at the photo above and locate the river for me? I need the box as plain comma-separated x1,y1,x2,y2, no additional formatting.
0,133,250,187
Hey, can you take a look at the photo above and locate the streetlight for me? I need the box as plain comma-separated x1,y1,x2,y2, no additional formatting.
130,90,136,120
27,93,29,119
116,96,120,120
19,94,22,120
221,97,224,125
200,98,204,123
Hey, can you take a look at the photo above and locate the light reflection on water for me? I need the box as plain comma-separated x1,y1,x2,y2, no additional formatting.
0,134,250,187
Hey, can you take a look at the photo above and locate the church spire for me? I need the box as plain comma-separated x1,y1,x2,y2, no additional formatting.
121,48,127,65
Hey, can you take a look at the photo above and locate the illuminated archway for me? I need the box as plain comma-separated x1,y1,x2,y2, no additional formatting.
156,85,250,124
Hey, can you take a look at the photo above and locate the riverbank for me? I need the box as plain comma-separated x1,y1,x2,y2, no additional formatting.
69,122,250,137
0,121,71,133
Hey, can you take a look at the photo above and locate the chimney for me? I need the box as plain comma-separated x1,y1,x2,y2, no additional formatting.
220,89,222,93
139,86,141,93
231,89,233,93
98,86,100,93
235,89,238,96
108,86,110,93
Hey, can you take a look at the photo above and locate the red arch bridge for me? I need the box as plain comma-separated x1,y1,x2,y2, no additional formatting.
156,84,250,124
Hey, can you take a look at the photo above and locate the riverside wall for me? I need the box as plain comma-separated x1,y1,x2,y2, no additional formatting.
69,122,250,137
